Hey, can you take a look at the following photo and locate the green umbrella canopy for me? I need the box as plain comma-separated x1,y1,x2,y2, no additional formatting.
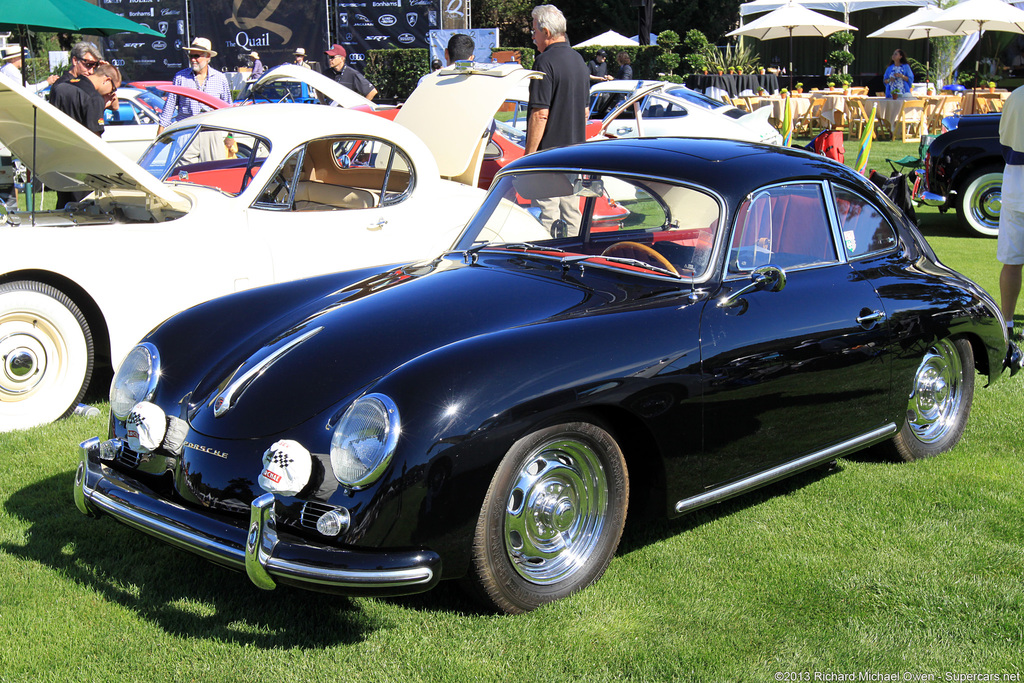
0,0,163,36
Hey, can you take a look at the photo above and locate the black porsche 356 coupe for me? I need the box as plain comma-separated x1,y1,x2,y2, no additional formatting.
75,137,1021,613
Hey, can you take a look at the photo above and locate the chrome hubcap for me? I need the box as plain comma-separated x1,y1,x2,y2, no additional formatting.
906,339,963,443
504,438,608,585
0,331,48,396
970,178,1001,229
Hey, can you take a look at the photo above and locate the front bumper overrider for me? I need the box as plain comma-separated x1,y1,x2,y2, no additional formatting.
73,437,441,596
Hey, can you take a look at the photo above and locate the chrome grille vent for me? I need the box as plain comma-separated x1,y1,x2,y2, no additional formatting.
116,448,142,468
300,501,342,530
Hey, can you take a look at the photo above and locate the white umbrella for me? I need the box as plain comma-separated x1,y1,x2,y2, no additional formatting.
907,0,1024,35
576,30,640,47
727,0,858,87
907,0,1024,106
867,5,959,76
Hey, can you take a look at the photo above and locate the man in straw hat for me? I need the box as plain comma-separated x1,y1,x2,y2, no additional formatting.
291,47,321,73
247,51,265,79
157,37,233,135
0,44,58,94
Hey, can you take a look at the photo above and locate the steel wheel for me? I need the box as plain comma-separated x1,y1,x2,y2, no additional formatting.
0,281,93,432
469,420,628,613
957,166,1002,237
891,338,974,461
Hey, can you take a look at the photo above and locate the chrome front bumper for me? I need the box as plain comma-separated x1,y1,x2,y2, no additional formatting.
74,437,441,596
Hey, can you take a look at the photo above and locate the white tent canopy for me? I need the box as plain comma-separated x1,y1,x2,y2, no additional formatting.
576,30,639,47
740,0,929,17
867,5,959,39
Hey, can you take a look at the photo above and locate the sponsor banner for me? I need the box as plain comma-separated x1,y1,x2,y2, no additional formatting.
427,28,498,64
101,0,188,81
192,0,329,74
334,4,435,68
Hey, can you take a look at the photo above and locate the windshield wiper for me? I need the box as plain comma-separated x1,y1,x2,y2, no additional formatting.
582,254,683,278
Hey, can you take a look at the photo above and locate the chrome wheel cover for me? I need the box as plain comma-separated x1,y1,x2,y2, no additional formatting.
906,339,964,444
966,174,1001,235
503,437,609,585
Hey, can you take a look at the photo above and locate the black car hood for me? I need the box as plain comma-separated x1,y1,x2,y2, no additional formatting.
185,254,604,439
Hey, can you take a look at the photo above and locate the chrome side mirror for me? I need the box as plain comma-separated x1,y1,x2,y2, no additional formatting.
718,265,787,308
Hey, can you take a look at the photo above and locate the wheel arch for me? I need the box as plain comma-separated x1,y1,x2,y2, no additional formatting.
0,269,112,372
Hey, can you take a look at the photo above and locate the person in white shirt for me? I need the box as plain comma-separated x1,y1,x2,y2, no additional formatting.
0,44,58,93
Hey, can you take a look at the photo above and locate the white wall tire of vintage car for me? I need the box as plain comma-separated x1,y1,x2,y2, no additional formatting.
0,281,94,432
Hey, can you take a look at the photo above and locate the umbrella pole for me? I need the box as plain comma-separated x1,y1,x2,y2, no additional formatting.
789,30,794,91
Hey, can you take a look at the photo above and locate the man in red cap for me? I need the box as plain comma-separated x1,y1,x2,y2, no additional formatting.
325,44,377,100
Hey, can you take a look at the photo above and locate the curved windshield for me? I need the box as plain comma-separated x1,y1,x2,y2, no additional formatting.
139,126,271,196
454,170,722,280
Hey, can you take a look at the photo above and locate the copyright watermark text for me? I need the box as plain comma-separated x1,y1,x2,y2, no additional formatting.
774,673,1021,682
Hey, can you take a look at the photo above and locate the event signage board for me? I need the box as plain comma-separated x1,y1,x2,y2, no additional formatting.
100,0,188,82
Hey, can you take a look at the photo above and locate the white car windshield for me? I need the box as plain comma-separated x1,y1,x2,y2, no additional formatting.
139,126,271,197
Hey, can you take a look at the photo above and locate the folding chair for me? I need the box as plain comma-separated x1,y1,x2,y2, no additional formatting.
886,134,937,173
793,97,826,136
894,99,927,143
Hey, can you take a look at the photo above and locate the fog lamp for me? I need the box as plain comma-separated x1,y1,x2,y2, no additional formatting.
316,508,351,537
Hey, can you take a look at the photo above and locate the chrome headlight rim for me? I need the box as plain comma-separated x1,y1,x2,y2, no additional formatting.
329,393,400,490
109,342,161,421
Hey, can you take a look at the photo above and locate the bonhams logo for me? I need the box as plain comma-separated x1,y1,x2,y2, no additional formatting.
129,8,154,16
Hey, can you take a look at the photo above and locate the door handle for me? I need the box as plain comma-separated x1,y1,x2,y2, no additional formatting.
856,310,886,326
367,218,387,231
615,126,633,135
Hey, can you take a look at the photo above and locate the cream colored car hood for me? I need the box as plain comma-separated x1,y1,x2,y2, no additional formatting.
395,63,541,183
0,76,189,214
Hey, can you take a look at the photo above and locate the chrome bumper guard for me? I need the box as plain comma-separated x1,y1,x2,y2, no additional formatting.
917,189,948,207
1007,341,1022,376
74,437,440,595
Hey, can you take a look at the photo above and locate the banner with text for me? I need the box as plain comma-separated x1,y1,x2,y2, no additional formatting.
100,0,188,82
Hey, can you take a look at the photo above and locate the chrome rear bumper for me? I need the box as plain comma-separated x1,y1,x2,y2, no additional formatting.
74,437,441,596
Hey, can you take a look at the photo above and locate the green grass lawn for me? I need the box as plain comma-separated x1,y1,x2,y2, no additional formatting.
1,137,1021,682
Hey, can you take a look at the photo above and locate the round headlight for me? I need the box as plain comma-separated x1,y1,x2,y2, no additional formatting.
110,343,160,420
330,394,400,489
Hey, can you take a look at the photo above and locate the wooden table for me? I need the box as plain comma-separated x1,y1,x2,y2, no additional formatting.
962,90,1010,115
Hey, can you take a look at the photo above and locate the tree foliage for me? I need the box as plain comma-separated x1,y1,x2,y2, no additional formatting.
475,0,745,48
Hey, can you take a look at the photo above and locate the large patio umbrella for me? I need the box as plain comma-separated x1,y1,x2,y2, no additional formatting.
867,5,959,77
0,0,163,37
727,0,858,88
576,30,640,47
907,0,1024,108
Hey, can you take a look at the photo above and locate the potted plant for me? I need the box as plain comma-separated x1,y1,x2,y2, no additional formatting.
759,67,766,75
828,81,836,91
780,88,789,96
989,81,997,92
796,82,804,94
758,87,767,96
927,82,935,96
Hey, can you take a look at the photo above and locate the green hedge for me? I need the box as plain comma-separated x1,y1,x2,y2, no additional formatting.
365,44,663,102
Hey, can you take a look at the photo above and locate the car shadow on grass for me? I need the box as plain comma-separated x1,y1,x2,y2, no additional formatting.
2,471,381,647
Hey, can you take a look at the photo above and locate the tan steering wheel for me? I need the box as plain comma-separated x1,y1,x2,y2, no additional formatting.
601,241,679,275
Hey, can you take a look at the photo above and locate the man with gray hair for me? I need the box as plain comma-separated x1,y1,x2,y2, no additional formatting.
526,4,589,236
49,41,103,102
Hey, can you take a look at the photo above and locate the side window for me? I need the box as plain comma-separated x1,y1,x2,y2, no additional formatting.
832,185,898,258
642,95,687,119
258,136,414,212
730,183,838,272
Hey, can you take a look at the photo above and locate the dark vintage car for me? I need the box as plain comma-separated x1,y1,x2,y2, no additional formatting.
74,137,1021,614
920,113,1003,237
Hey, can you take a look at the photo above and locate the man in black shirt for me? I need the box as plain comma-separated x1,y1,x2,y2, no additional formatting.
526,4,590,235
587,49,612,83
48,41,103,103
325,44,377,100
50,63,121,207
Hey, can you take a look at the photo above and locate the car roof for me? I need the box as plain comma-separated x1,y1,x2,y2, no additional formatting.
500,137,862,201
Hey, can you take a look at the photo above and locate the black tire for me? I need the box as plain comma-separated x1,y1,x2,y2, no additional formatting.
468,420,629,614
0,280,94,431
956,166,1002,237
890,337,975,461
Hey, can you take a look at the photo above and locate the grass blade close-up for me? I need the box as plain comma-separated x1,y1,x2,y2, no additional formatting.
1,137,1022,682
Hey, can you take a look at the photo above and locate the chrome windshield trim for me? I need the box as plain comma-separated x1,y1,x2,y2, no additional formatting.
213,326,324,417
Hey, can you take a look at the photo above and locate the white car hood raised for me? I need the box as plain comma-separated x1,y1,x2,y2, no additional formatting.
251,64,379,109
395,63,541,182
0,76,189,213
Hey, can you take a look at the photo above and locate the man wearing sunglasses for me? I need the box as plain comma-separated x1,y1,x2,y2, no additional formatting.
50,62,122,208
48,42,103,104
